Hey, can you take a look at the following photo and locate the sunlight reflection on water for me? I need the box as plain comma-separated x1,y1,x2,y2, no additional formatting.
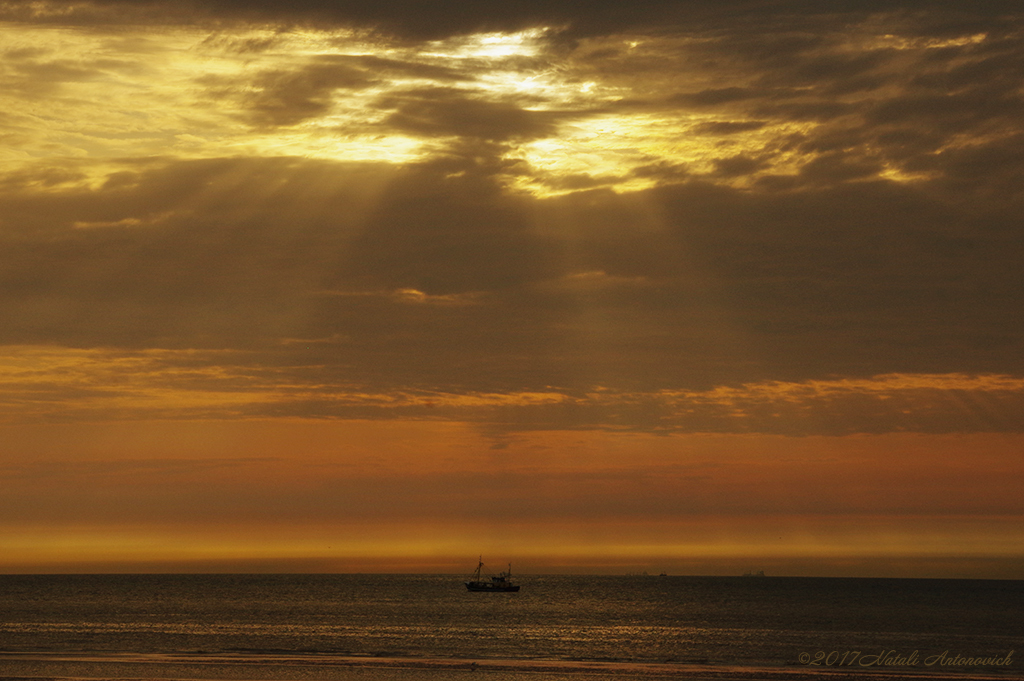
2,574,1022,671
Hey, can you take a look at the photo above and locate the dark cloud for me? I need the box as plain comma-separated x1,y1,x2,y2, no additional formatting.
378,87,560,141
712,154,768,177
867,90,1023,131
927,133,1024,198
244,61,374,126
342,173,556,294
5,140,1020,389
197,54,474,129
0,0,813,38
692,120,767,135
5,0,1016,39
0,157,392,347
652,179,1024,377
671,88,768,107
796,151,883,184
639,11,1024,193
1,52,126,97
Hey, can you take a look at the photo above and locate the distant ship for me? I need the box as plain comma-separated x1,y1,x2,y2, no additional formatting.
465,557,520,592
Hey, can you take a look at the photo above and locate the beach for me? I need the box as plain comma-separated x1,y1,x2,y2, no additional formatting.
2,652,1022,681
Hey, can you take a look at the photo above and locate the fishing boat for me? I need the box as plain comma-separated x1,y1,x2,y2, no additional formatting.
465,557,520,592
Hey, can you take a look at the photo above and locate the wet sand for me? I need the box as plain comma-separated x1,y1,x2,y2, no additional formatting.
1,653,1021,681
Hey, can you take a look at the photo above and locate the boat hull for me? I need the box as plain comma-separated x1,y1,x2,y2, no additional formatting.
465,581,520,592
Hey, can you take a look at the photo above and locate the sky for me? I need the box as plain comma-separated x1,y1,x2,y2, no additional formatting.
1,0,1023,577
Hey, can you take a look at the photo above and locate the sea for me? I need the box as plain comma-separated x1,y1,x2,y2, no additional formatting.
1,574,1022,681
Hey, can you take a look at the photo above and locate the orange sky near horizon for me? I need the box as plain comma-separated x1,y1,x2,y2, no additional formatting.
3,417,1024,576
1,0,1023,577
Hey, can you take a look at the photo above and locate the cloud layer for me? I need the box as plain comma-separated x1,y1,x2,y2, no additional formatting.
2,3,1023,436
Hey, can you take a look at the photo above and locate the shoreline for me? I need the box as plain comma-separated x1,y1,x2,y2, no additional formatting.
1,653,1021,681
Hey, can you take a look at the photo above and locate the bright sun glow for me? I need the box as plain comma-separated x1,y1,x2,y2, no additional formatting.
420,28,549,60
0,20,836,197
2,19,945,199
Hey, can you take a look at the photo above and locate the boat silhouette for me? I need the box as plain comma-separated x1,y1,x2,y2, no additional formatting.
465,557,520,592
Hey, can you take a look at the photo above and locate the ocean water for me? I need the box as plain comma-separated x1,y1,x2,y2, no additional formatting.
1,574,1022,680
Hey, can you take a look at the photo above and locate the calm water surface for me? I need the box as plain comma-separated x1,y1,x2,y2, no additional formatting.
2,574,1022,676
